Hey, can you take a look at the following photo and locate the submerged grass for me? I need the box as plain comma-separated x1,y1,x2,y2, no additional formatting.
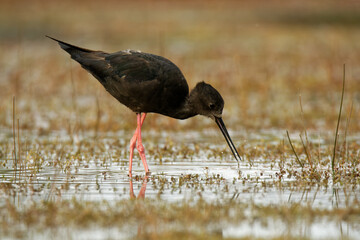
1,123,359,239
1,196,359,240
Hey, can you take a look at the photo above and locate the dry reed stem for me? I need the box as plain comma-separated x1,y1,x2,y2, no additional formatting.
286,130,304,168
12,96,17,183
332,64,346,176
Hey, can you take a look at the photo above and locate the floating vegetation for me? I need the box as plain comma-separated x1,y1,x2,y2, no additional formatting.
1,129,359,239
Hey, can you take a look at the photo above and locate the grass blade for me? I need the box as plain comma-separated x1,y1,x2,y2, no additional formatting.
286,130,304,168
12,96,17,183
300,134,312,168
332,64,346,176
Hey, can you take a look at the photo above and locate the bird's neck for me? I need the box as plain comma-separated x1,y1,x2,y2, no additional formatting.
163,88,201,120
167,97,197,120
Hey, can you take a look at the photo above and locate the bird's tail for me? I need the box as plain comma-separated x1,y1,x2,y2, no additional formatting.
46,35,95,59
47,35,109,85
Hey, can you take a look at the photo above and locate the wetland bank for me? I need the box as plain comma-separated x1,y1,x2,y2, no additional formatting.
1,0,360,239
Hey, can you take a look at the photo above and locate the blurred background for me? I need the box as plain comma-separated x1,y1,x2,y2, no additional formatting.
0,0,359,135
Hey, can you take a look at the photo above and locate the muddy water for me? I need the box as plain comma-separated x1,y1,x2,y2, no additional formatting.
1,129,359,239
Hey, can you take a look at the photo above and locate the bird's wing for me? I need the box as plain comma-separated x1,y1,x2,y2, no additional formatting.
102,51,189,113
105,51,158,83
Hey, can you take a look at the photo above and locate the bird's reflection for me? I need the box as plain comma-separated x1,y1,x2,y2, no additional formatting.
129,174,148,199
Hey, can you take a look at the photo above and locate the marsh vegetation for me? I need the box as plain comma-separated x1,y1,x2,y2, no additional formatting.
1,1,360,239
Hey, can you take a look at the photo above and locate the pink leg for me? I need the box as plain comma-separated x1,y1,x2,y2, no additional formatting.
136,113,150,174
129,177,135,199
128,113,147,174
129,175,148,199
137,176,148,199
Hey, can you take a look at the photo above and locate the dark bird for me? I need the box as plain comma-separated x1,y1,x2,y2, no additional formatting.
47,36,241,175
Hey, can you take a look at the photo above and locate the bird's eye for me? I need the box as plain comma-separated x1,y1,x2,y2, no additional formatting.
209,103,215,110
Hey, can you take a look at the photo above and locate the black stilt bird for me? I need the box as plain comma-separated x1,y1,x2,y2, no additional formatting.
47,36,241,174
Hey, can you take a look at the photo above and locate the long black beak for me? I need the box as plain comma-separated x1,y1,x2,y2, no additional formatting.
215,117,241,162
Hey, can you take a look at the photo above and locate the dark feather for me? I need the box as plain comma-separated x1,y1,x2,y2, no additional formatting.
47,36,189,115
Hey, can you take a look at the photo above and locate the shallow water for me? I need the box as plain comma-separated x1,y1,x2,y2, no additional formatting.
1,129,359,239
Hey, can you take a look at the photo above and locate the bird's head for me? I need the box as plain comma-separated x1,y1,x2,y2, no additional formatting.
189,81,241,162
190,82,224,120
